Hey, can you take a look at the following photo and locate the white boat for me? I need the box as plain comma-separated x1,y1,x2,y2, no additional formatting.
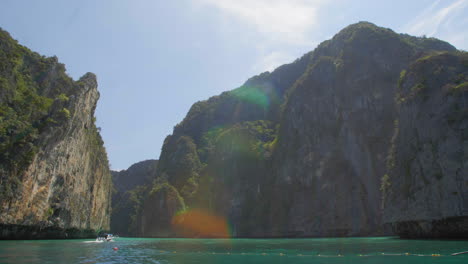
96,233,115,242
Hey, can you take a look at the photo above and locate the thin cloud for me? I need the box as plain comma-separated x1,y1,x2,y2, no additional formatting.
252,51,295,72
402,0,468,49
193,0,334,73
195,0,327,45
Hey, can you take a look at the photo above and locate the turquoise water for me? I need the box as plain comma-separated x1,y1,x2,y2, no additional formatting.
0,237,467,264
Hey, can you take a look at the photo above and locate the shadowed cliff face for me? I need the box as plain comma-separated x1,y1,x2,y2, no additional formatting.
138,22,457,238
111,160,158,236
265,23,455,237
383,52,468,238
0,29,111,239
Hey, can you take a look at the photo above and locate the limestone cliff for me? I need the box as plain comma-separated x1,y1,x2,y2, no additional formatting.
264,23,454,237
137,22,457,237
0,29,111,239
111,160,157,236
383,52,468,238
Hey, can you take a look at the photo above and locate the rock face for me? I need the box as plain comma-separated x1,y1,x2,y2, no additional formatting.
111,160,157,236
139,182,185,237
383,52,468,238
112,160,158,194
138,22,458,238
0,29,111,239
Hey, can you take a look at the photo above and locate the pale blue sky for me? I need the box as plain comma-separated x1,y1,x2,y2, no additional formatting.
1,0,467,170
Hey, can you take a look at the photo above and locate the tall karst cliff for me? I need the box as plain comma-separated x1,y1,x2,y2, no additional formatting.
137,22,460,238
0,29,112,239
383,52,468,238
111,159,158,236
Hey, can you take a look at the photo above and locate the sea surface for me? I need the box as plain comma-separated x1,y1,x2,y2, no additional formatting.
0,237,467,264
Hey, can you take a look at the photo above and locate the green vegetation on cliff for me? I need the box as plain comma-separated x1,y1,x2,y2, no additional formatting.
0,28,112,238
0,29,79,201
111,160,158,236
135,22,458,238
383,51,468,238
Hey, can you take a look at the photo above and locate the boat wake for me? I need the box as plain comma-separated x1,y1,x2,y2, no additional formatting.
82,240,106,243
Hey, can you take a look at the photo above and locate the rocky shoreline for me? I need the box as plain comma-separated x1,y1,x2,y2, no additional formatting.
0,224,102,240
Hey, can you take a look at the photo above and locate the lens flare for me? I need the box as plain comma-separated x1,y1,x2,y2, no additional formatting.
171,209,230,238
230,85,270,109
